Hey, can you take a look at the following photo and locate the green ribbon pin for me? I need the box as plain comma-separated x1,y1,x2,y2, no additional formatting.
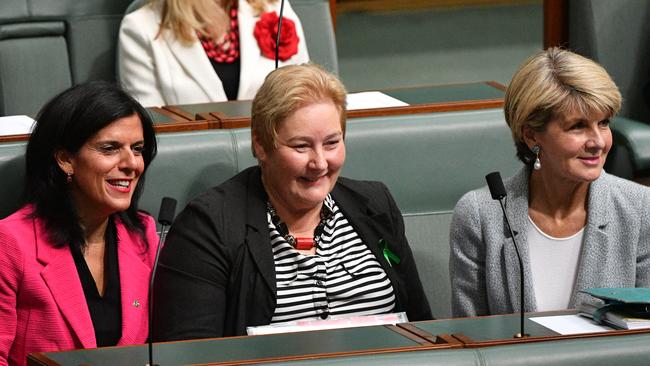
379,239,400,267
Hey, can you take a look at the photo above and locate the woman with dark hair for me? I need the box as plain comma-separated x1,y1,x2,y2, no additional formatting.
0,81,159,366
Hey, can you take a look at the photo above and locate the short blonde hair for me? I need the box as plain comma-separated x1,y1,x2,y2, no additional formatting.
251,64,347,156
505,47,622,165
154,0,269,43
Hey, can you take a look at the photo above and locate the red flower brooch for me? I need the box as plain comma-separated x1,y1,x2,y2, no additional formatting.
253,11,299,61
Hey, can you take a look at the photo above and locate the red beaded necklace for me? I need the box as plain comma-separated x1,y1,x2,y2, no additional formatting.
198,4,240,63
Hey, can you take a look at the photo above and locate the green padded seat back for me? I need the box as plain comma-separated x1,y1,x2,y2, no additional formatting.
139,129,239,217
26,0,133,83
291,0,338,74
0,22,71,116
404,212,453,318
0,0,133,116
569,0,650,123
342,109,520,214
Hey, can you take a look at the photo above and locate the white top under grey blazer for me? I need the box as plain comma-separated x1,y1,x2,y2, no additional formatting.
117,0,310,107
449,167,650,317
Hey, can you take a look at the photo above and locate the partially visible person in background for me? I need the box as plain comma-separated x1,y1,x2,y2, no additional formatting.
0,81,159,366
118,0,309,107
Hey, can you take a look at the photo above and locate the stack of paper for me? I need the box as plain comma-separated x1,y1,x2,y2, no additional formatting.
0,115,35,136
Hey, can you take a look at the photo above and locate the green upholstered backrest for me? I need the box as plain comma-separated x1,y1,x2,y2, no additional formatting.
0,108,520,319
0,0,132,116
569,0,650,123
140,130,239,217
291,0,339,74
0,22,71,117
606,116,650,179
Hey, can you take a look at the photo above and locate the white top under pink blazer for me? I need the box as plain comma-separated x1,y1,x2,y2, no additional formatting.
0,205,159,366
117,0,310,107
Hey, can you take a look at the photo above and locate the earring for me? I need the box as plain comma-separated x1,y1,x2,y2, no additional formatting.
66,172,73,183
531,145,541,170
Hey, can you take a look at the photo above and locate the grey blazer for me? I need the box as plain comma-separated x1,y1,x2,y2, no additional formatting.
449,167,650,317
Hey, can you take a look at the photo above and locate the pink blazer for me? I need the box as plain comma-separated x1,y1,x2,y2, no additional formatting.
0,205,159,366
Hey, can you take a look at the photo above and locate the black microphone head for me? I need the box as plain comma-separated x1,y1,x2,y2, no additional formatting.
158,197,177,226
485,172,507,200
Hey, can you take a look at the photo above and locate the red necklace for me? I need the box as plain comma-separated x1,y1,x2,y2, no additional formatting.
198,4,240,63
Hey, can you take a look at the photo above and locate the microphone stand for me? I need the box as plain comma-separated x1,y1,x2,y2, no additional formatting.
274,0,286,69
496,197,529,338
486,172,529,338
147,198,177,366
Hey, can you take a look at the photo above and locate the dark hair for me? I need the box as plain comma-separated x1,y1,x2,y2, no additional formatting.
24,81,157,249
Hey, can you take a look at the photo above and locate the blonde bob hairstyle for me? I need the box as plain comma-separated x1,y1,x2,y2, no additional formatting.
153,0,269,43
505,47,622,165
251,63,347,157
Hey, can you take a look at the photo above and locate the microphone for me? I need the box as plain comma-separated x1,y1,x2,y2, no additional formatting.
147,197,177,366
485,172,529,339
274,0,286,69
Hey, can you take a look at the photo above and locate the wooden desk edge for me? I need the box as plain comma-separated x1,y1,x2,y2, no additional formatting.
396,323,462,348
27,352,59,366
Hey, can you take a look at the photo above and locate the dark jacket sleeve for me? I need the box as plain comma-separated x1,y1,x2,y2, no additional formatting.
152,190,231,341
380,183,433,321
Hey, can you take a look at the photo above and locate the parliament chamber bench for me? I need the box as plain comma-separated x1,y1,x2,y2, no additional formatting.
29,312,650,365
0,103,521,320
3,80,650,319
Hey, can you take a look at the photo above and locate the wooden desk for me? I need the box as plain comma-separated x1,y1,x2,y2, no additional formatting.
162,81,506,129
401,310,650,347
0,81,504,143
28,312,650,366
28,325,457,366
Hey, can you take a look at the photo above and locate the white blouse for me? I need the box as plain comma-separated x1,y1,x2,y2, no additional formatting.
527,215,585,311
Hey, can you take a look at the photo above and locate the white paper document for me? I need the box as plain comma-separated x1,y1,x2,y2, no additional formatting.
346,91,409,110
0,115,35,136
247,312,408,336
530,314,613,335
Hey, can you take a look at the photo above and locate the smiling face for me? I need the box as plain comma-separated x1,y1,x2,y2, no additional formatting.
254,101,346,215
56,114,145,222
526,108,612,184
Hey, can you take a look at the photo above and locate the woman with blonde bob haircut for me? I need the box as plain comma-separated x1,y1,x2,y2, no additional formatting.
152,63,431,340
118,0,309,107
450,47,650,317
251,63,347,155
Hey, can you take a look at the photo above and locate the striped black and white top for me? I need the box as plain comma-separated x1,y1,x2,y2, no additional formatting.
268,195,396,324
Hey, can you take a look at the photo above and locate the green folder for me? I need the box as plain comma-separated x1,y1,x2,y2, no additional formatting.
582,288,650,304
581,288,650,328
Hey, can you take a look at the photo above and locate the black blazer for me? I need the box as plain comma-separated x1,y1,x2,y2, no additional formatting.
153,166,432,341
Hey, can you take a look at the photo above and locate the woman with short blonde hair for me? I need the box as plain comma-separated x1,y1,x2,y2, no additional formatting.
118,0,309,106
449,48,650,317
251,63,347,154
152,64,432,340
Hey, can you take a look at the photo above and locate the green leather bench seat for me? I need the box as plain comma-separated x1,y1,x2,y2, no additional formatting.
607,116,650,179
0,108,521,319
